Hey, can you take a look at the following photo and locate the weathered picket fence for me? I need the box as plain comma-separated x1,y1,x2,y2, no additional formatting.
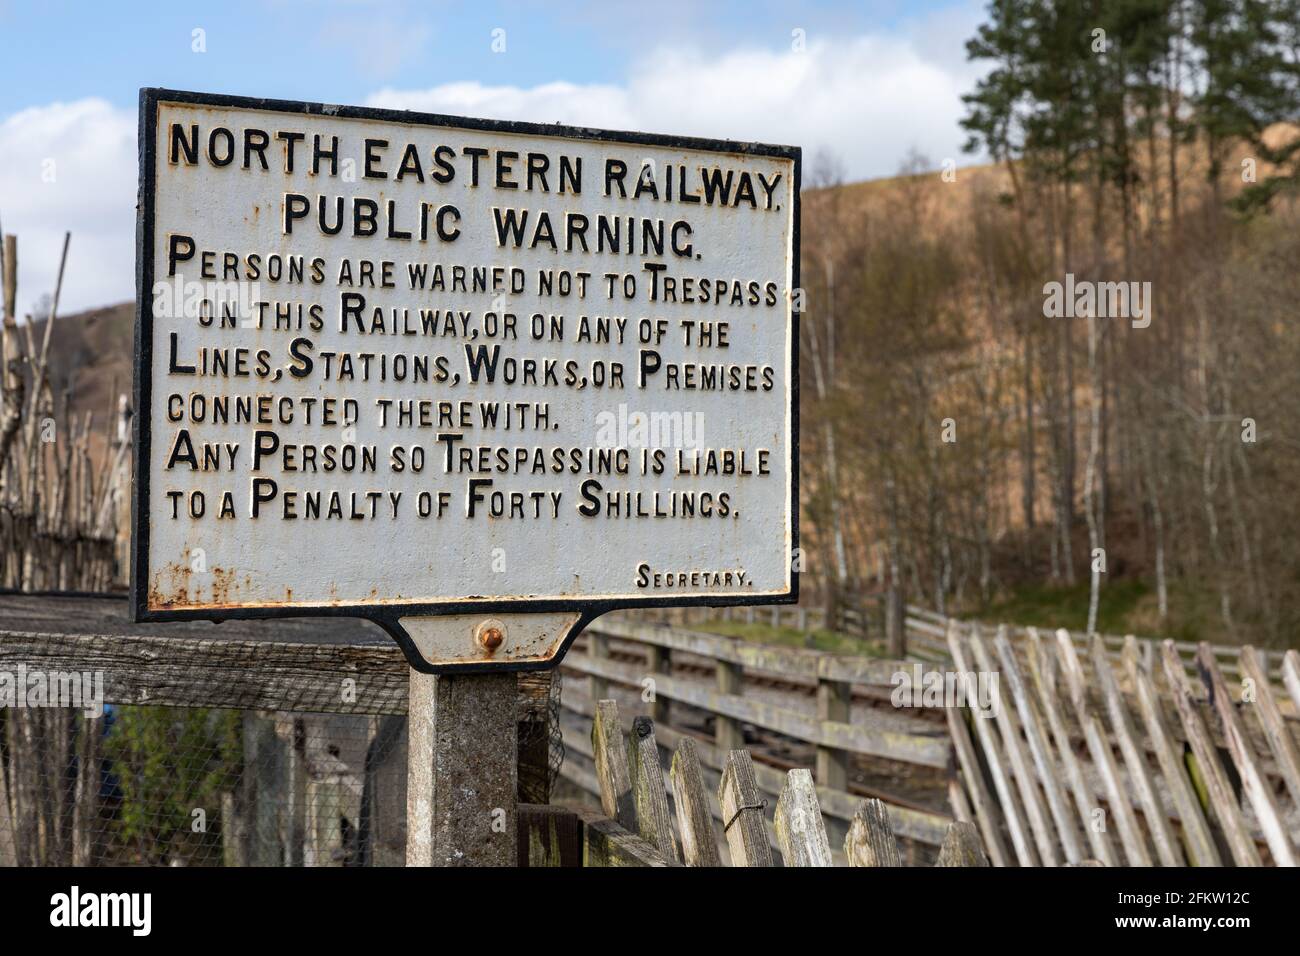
903,603,1291,684
12,592,1296,867
558,613,955,854
522,695,986,868
575,605,1300,867
944,620,1300,867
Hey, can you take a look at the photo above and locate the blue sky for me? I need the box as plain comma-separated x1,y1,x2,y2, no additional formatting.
0,0,988,313
0,1,965,113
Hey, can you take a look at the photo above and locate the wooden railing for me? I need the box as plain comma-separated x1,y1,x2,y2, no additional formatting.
557,614,954,852
903,603,1292,686
528,696,986,867
649,600,874,639
13,593,1294,866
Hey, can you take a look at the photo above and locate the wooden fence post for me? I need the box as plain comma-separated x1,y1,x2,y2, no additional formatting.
815,678,851,792
1197,645,1297,866
1055,629,1152,866
1239,645,1300,810
588,631,610,703
886,584,905,656
714,660,745,752
774,768,832,866
518,804,582,867
591,699,636,831
1129,666,1221,867
994,630,1086,864
943,707,1010,867
628,716,678,861
935,821,990,867
242,712,287,866
71,713,101,867
645,644,672,726
1089,636,1182,865
1023,628,1118,867
1025,627,1058,700
1159,642,1260,866
220,791,247,867
948,625,1038,866
844,797,902,866
718,750,772,866
1120,634,1153,691
670,737,721,867
969,626,1058,865
406,671,518,867
305,765,361,867
281,717,307,867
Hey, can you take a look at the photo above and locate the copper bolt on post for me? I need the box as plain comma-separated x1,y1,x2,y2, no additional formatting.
476,619,506,652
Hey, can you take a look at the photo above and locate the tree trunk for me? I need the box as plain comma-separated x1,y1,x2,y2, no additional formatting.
1084,316,1104,635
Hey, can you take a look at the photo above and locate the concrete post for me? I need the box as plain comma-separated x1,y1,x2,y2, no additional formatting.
406,671,518,866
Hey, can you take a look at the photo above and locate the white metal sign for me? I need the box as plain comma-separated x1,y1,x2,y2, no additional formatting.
132,89,799,671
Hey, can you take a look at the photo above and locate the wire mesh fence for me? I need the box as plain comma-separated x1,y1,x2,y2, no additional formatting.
0,676,564,867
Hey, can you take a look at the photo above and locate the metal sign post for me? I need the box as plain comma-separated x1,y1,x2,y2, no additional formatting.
132,89,799,864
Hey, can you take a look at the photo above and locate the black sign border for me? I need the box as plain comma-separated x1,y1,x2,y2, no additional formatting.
132,87,800,673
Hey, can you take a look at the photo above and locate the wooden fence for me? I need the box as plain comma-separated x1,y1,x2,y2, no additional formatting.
903,604,1292,685
9,594,1297,866
562,608,1300,867
652,599,875,641
523,695,986,868
716,594,1293,690
557,614,955,857
944,620,1300,867
0,233,129,594
0,610,975,867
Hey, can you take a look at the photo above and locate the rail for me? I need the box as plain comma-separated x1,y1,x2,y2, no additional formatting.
902,604,1291,686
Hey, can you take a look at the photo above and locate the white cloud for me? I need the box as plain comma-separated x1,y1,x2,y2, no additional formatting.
0,98,136,316
0,24,986,314
368,33,985,182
